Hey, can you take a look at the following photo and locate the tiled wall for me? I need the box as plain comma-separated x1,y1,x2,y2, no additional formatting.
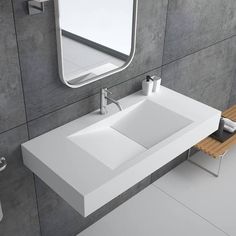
1,0,236,235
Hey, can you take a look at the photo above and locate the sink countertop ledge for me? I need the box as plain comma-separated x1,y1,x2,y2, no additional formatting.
21,86,221,217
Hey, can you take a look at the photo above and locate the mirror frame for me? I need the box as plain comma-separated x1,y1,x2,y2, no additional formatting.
54,0,138,88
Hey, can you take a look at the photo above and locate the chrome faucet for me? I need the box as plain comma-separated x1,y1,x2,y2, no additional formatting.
100,88,123,114
0,157,7,172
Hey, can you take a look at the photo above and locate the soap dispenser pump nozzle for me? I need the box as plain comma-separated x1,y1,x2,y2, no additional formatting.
142,75,154,96
146,75,153,82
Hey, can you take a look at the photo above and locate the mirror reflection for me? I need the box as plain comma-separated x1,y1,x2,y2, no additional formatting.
56,0,137,88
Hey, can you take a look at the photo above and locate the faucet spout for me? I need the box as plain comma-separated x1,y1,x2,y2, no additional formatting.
100,88,123,114
105,96,123,111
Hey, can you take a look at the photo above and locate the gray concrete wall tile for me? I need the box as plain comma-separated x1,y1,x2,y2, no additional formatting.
162,37,236,111
0,125,40,236
164,0,236,64
0,0,26,133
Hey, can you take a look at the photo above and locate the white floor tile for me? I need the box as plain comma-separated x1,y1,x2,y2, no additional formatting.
153,147,236,236
78,185,227,236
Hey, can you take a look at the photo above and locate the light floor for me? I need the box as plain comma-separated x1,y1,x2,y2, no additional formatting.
78,146,236,236
62,37,124,82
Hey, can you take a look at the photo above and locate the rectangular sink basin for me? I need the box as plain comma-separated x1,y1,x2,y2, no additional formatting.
112,100,192,148
21,86,221,217
68,100,192,170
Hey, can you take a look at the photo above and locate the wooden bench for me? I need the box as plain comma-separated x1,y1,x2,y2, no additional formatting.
188,105,236,177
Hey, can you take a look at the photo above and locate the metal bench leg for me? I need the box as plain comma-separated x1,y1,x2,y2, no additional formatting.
187,148,225,177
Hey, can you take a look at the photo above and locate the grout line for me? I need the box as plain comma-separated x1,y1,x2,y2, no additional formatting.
26,66,162,124
0,123,27,136
162,33,236,68
33,174,43,236
10,1,43,235
25,32,236,125
161,0,170,78
109,66,161,90
152,184,231,236
227,75,235,109
10,0,31,140
2,32,236,137
26,91,100,123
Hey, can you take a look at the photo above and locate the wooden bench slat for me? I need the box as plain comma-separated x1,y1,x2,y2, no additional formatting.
195,105,236,158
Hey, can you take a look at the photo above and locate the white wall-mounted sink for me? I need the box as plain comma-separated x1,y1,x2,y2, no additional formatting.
21,86,221,217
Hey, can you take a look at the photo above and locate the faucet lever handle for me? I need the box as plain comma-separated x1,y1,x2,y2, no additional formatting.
104,88,112,95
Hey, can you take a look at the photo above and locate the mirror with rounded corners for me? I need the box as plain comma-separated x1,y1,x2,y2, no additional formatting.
54,0,138,88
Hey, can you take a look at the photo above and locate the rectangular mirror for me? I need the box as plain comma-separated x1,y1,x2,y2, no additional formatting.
54,0,138,88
